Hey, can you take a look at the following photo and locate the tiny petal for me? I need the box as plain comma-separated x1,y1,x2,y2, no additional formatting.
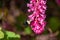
27,3,30,7
28,9,31,12
42,6,46,10
28,13,35,21
30,1,33,3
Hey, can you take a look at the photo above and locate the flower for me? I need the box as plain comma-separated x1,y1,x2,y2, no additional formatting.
27,0,47,34
56,0,60,6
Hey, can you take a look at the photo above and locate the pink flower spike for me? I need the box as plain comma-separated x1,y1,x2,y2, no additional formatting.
27,0,47,34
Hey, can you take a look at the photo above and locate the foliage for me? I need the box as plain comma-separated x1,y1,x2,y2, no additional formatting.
49,17,60,32
0,31,4,39
5,31,20,38
24,27,32,35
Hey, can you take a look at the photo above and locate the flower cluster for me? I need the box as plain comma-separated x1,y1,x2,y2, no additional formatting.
27,0,47,34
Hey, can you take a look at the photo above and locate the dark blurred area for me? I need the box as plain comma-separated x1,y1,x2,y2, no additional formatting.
0,0,60,40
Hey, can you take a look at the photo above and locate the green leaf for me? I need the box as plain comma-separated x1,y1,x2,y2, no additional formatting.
15,34,20,38
5,31,20,38
8,38,20,40
24,27,32,35
0,31,4,39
